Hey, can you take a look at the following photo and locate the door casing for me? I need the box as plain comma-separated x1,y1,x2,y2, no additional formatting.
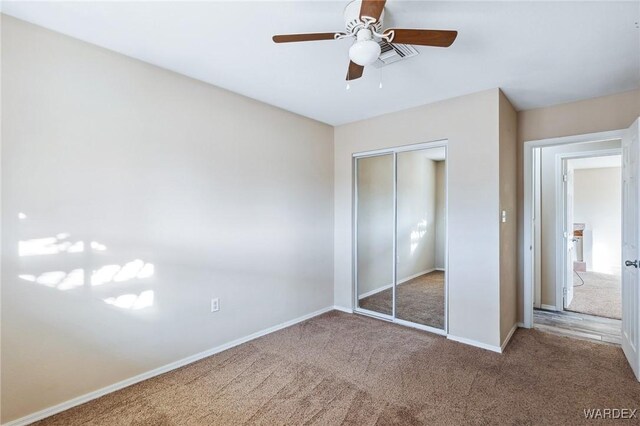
523,130,625,328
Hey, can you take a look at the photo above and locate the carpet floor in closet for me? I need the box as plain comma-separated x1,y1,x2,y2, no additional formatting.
35,311,640,425
358,271,445,329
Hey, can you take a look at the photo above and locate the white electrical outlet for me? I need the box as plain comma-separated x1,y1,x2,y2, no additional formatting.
210,298,220,312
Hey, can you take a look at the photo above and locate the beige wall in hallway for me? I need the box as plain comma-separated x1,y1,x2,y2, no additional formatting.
573,166,622,275
1,16,334,423
516,89,640,321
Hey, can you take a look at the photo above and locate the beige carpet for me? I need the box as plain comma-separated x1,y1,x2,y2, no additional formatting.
359,271,444,328
567,271,621,319
35,311,640,425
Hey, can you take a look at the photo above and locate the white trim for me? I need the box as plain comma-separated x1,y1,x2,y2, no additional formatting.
353,306,394,321
395,318,447,336
358,283,393,300
533,147,542,309
392,151,397,318
500,323,519,352
555,156,567,311
2,306,336,426
525,130,624,148
523,129,625,328
447,334,502,353
398,268,437,284
352,139,448,157
540,304,558,311
332,305,354,314
517,322,525,328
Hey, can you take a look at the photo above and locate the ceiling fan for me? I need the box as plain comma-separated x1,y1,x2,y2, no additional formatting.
272,0,458,81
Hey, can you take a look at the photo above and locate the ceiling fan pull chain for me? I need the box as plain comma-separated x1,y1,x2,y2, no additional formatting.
379,68,383,89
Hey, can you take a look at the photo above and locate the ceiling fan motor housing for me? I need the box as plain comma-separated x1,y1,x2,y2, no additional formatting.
344,0,384,34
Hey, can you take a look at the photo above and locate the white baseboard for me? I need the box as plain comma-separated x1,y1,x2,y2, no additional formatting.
3,305,336,426
540,304,557,311
447,334,502,353
332,305,353,314
358,284,393,300
500,323,519,352
397,268,437,285
357,268,437,300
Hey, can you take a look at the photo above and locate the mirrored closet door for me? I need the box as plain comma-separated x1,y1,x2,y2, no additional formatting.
355,154,394,318
355,143,447,333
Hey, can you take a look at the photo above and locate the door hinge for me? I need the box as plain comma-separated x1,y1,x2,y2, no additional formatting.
562,173,568,182
563,287,568,295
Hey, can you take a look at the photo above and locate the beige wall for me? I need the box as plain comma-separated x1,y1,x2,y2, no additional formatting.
517,89,640,320
4,10,637,423
573,166,622,274
499,91,517,343
335,89,504,347
1,16,334,423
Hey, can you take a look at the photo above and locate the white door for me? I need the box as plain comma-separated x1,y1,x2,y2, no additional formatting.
564,161,575,308
622,118,640,380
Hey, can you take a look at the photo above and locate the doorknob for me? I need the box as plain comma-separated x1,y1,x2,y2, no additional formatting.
625,260,638,268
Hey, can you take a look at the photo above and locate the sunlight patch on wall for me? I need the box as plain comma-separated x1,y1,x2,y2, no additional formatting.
91,260,155,286
410,219,428,254
19,236,84,256
19,269,84,291
19,260,154,291
19,234,109,257
104,290,154,310
90,241,107,251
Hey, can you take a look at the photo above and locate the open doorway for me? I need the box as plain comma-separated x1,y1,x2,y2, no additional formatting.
529,138,622,344
564,154,622,320
524,121,640,381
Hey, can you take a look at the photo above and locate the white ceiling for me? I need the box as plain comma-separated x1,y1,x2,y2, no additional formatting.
3,1,639,125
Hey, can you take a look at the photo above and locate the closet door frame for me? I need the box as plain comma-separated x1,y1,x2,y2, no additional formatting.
352,139,449,335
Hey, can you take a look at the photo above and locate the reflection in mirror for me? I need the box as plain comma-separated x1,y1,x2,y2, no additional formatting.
356,154,394,316
396,147,446,329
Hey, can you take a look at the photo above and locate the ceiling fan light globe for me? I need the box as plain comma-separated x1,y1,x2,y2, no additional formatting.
349,40,381,66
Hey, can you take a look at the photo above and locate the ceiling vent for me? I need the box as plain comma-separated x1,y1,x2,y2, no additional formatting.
373,41,419,67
